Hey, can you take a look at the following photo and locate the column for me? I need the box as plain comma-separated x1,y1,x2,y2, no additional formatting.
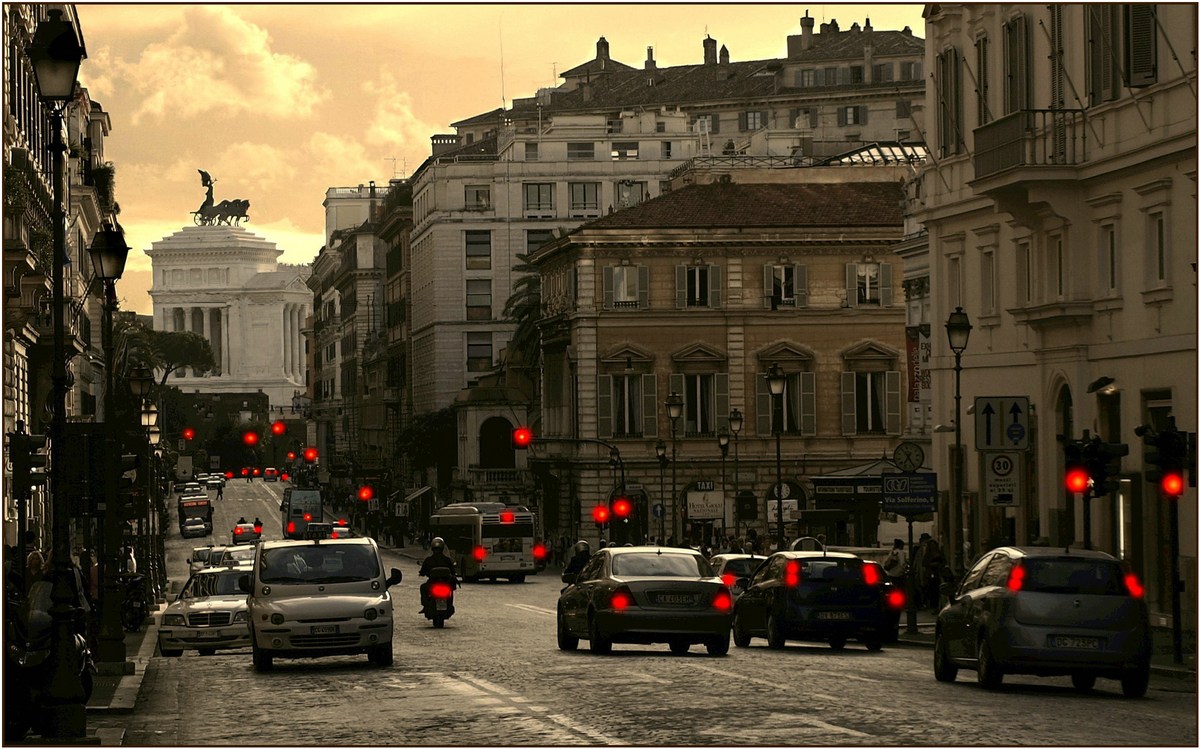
283,304,293,380
224,305,233,375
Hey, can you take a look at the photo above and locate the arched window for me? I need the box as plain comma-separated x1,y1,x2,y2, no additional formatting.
479,416,515,469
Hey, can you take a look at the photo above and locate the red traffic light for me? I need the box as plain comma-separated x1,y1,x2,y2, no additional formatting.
592,505,610,524
243,431,259,446
303,447,318,462
1162,472,1185,497
358,486,374,501
224,471,234,479
286,451,296,461
1065,467,1090,493
252,467,261,476
271,420,286,436
241,468,249,476
182,427,195,441
612,497,632,518
512,426,533,449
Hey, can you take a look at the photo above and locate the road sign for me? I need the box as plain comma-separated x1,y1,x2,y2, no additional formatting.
881,473,938,516
984,451,1022,507
975,396,1030,450
651,503,664,518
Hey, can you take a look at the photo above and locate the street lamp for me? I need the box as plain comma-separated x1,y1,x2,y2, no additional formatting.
945,306,972,575
665,392,684,543
28,9,88,739
655,440,668,543
729,408,743,541
766,362,787,551
89,221,131,671
717,428,729,546
130,368,156,602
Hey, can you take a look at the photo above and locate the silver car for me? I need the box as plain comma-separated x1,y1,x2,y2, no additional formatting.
158,567,251,656
934,546,1151,697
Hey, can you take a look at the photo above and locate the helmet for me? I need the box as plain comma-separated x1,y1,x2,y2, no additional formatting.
430,537,446,552
573,540,590,555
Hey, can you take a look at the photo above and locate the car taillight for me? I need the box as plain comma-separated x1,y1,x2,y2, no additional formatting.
712,589,733,612
721,573,736,588
330,531,339,539
532,544,547,561
303,513,312,521
336,518,347,526
1124,572,1145,598
886,589,906,609
286,521,295,534
609,587,632,611
234,527,243,535
472,546,486,562
784,560,801,587
430,582,453,599
862,564,881,585
1006,564,1026,592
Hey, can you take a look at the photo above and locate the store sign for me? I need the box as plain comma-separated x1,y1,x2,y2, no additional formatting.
687,489,724,520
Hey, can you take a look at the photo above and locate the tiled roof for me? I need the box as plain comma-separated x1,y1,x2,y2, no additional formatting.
580,182,904,230
559,56,637,78
791,29,924,62
450,107,506,128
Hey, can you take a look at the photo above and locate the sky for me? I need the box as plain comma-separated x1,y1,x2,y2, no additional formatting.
72,3,928,315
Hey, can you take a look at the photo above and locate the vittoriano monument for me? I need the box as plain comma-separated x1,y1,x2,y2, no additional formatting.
192,169,250,226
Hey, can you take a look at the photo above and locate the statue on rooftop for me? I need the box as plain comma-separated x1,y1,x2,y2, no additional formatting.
192,170,250,226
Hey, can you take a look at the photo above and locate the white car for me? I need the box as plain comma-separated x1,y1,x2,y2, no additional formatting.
158,567,252,656
240,536,402,671
187,546,216,575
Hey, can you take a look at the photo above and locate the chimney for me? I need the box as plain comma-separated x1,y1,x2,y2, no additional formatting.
645,46,656,71
902,25,913,36
864,17,873,33
719,45,729,64
850,22,860,32
801,11,814,50
828,19,839,33
819,22,829,34
596,36,610,61
703,35,717,65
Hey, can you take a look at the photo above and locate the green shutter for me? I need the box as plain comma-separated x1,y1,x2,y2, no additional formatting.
886,370,902,435
709,264,722,308
738,112,749,131
637,265,650,308
841,371,857,436
675,265,687,309
859,105,869,125
642,374,658,438
756,373,771,435
845,263,858,308
1127,5,1157,87
763,265,775,308
837,107,847,126
795,264,808,308
597,375,613,437
880,263,893,307
710,114,720,134
800,371,816,437
715,373,729,432
602,266,614,309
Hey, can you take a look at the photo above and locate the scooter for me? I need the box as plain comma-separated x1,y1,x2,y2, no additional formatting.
420,566,457,628
120,573,148,632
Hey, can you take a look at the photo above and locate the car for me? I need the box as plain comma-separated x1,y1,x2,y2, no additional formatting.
557,546,734,656
709,554,768,599
933,546,1151,697
231,523,261,545
187,546,217,575
158,567,252,657
179,482,204,497
263,468,279,482
731,550,903,651
241,536,403,670
209,545,256,568
204,474,224,490
180,517,210,539
327,519,360,539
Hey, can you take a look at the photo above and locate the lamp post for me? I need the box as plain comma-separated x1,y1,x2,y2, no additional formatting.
28,9,88,738
945,307,973,575
655,440,668,543
131,367,156,600
717,428,729,546
89,222,131,668
729,408,743,541
665,392,683,543
766,363,787,551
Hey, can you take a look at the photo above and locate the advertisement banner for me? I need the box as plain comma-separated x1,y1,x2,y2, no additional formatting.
686,490,725,520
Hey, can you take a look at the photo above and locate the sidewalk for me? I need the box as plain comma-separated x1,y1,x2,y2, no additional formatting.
81,603,164,745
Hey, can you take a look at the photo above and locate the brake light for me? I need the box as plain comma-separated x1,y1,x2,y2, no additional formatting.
609,588,632,611
472,546,486,562
532,544,547,561
330,531,339,539
336,518,347,526
234,527,243,535
712,589,733,612
784,560,801,587
1006,564,1026,592
286,521,295,534
303,513,312,522
886,589,906,609
1124,572,1145,599
430,582,453,599
722,573,736,588
499,511,515,523
862,564,881,586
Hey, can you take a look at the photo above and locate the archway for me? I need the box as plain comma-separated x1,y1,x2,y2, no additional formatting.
479,416,515,469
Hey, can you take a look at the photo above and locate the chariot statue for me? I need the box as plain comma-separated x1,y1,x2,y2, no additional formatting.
193,170,251,226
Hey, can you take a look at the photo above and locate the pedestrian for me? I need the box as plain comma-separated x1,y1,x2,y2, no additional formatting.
920,538,946,612
883,538,907,588
120,545,137,575
216,483,224,500
25,550,46,591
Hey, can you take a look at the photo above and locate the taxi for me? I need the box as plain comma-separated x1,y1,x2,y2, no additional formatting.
159,567,252,657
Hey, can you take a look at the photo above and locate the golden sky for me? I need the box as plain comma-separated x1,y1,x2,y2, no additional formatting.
73,3,927,315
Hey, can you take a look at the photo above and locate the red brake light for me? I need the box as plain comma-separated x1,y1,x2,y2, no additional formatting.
722,573,736,588
886,589,906,609
1124,572,1145,598
303,513,312,522
472,546,486,562
241,468,249,476
431,583,453,599
862,563,881,585
281,473,289,481
1006,564,1026,592
609,589,632,611
499,511,515,523
330,531,339,539
286,521,295,534
712,589,733,612
234,527,243,535
784,560,801,587
337,518,347,526
224,471,234,479
253,468,261,476
532,544,547,560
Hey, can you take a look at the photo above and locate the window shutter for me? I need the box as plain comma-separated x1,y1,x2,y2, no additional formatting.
709,264,722,308
756,373,772,435
641,374,658,438
602,266,614,309
859,105,869,125
885,370,902,435
1127,5,1157,87
837,107,847,126
675,265,687,309
794,264,808,308
788,107,800,127
841,372,857,436
799,372,816,437
715,373,729,432
880,263,893,306
845,263,858,308
758,110,768,127
637,265,649,308
710,114,720,133
763,265,775,308
597,375,613,438
738,112,749,131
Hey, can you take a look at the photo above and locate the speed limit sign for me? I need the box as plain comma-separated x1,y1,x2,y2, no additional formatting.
984,451,1022,507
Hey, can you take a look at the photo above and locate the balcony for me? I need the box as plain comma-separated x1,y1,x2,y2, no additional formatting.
972,109,1086,181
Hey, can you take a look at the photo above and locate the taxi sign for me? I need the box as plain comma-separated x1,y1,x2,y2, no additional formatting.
304,522,334,540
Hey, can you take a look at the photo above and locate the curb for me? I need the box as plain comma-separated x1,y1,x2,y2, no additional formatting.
86,607,161,715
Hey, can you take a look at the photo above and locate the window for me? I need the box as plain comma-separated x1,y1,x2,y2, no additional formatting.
976,35,991,124
837,106,867,126
1052,235,1065,297
899,61,922,80
799,69,817,87
615,180,646,208
763,264,807,308
1149,211,1166,284
740,111,767,130
1002,15,1030,115
981,250,995,314
682,374,717,436
896,100,912,119
466,279,491,320
525,142,539,161
841,369,901,435
823,67,838,85
466,332,492,372
676,264,722,309
606,119,623,134
602,265,648,309
936,48,964,156
693,114,719,134
597,372,657,439
1126,5,1158,87
464,184,491,210
655,121,666,133
790,108,818,128
611,142,639,160
756,370,816,436
849,65,864,83
872,63,893,82
1100,224,1118,293
568,182,600,215
1016,240,1032,303
526,229,555,254
948,256,962,308
567,142,595,160
661,141,672,159
846,262,892,306
611,375,642,437
326,343,336,362
465,230,491,270
524,183,554,213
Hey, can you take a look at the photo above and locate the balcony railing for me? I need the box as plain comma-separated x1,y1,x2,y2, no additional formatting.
462,467,527,486
973,108,1086,180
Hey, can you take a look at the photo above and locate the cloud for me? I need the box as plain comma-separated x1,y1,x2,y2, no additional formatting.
305,132,386,186
363,70,441,170
116,6,327,123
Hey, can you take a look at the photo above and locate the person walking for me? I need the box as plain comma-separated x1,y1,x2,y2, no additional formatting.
920,538,946,613
911,533,931,608
216,483,224,500
883,538,907,588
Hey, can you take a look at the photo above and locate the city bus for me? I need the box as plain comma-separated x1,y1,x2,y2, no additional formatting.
429,502,543,582
178,496,213,533
280,487,323,540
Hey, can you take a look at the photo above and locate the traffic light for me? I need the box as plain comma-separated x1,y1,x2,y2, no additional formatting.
182,427,195,441
1138,423,1189,498
286,451,296,462
9,431,48,499
610,496,632,523
1084,436,1128,495
357,485,374,501
271,420,286,436
592,504,610,528
243,430,259,447
512,426,533,450
736,492,758,521
303,447,318,462
1063,438,1090,494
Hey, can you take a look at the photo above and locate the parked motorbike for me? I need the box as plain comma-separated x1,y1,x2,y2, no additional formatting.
420,566,457,628
120,573,148,632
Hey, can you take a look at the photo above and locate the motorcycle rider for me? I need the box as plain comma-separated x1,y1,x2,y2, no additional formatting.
418,537,456,613
563,540,591,576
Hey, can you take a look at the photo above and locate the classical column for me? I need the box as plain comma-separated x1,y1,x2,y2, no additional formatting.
285,303,294,379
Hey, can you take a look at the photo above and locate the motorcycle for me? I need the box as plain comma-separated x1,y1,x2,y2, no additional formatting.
120,573,148,632
420,566,457,628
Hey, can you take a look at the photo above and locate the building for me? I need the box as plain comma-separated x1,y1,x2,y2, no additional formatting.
917,5,1197,630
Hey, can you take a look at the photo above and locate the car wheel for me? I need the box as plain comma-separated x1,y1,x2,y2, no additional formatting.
1071,674,1096,692
556,613,579,651
511,575,526,584
588,613,612,654
828,636,847,651
669,639,690,654
933,630,958,683
765,612,785,650
368,643,393,667
705,633,730,657
732,612,751,648
1120,666,1150,698
864,637,884,652
198,648,216,657
976,637,1003,690
252,645,273,672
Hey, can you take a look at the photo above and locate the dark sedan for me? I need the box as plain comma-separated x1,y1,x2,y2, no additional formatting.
732,551,903,651
557,547,733,656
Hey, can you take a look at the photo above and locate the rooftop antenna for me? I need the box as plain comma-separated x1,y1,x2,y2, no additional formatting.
498,18,507,108
384,157,398,179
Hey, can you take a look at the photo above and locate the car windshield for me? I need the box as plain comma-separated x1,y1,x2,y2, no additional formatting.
183,571,243,598
611,552,713,578
259,545,380,584
798,558,865,583
722,558,763,576
1020,558,1126,595
222,546,255,562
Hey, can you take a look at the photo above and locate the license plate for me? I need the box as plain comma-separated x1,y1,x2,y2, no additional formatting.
436,600,448,611
652,593,695,606
816,611,852,620
502,555,514,561
198,630,222,638
1049,635,1101,649
311,625,338,635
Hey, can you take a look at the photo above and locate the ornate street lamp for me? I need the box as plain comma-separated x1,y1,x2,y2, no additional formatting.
665,392,684,543
655,439,668,543
717,428,729,545
130,367,159,601
28,8,88,739
945,306,972,575
766,363,787,551
729,407,743,541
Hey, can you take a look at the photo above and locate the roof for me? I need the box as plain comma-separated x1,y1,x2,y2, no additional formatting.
791,29,923,62
559,56,637,78
778,550,859,559
604,546,702,555
579,182,904,230
243,271,307,289
450,107,506,128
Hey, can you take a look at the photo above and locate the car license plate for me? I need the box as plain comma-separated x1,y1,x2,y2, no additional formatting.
1049,635,1101,649
436,600,448,611
311,625,338,635
816,611,852,620
652,593,695,606
502,555,514,561
198,630,222,638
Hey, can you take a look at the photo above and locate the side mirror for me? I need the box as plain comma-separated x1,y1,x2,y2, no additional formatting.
238,574,252,593
560,572,577,585
386,568,403,588
939,581,957,601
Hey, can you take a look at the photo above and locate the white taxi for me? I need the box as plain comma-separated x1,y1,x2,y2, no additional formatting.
159,567,251,656
239,535,402,671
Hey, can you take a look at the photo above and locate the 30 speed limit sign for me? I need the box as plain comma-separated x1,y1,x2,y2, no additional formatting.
984,451,1022,507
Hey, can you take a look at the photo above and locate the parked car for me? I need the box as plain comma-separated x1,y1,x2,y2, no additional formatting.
180,517,210,539
732,551,903,651
709,554,768,599
933,546,1151,697
557,546,733,656
263,468,279,482
158,567,251,657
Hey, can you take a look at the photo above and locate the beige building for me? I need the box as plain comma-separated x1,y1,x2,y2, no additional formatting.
916,4,1197,626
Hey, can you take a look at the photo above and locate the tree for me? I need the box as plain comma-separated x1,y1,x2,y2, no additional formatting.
503,252,542,372
117,320,216,387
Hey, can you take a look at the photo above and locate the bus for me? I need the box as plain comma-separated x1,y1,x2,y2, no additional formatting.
429,503,543,582
178,496,213,533
280,487,323,540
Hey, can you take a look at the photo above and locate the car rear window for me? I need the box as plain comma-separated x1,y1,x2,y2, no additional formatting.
723,558,763,577
1021,558,1126,595
799,558,865,582
611,553,714,578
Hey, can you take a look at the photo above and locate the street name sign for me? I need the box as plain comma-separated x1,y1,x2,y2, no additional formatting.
975,396,1030,450
881,473,938,516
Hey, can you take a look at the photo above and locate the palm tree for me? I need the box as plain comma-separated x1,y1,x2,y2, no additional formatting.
503,252,541,372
